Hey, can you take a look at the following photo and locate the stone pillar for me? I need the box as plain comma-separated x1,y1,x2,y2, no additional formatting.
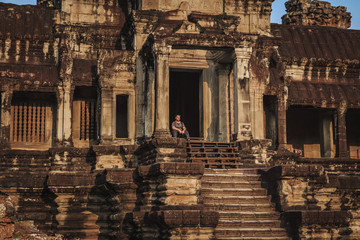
153,43,172,138
56,79,73,146
145,66,155,137
0,90,11,145
202,63,217,141
100,87,114,144
217,65,231,142
234,48,252,141
58,46,73,146
135,57,145,138
278,96,287,150
63,82,72,144
337,101,348,158
250,86,266,140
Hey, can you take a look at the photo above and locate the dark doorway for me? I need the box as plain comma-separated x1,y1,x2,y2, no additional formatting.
287,106,337,158
116,95,128,138
263,95,278,150
170,70,200,137
346,109,360,159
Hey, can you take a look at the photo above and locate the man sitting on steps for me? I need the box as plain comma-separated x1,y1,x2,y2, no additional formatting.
171,115,190,141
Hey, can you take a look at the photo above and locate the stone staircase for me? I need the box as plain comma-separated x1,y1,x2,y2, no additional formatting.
187,138,255,168
187,139,289,239
202,168,289,239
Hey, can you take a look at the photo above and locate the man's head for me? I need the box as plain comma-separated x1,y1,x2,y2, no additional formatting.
175,115,181,121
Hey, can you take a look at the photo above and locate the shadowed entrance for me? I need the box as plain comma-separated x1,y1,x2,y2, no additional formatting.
170,70,201,137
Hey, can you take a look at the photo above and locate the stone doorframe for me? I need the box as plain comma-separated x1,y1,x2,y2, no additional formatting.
150,42,258,142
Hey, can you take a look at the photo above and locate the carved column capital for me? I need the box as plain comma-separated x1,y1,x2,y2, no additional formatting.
234,47,252,61
338,100,347,116
153,42,172,57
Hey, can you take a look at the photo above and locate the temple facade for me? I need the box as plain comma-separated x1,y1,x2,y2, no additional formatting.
1,0,360,239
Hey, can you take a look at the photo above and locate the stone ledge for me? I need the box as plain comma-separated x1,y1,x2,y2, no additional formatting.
284,210,350,226
0,149,50,157
337,176,360,189
137,137,187,151
93,145,121,155
265,164,325,181
102,168,136,183
0,174,47,188
48,173,96,186
127,210,218,228
49,147,92,157
296,157,360,165
138,163,204,178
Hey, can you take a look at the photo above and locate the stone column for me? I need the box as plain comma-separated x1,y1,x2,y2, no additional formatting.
56,78,73,146
57,46,73,146
145,66,155,137
337,101,348,158
63,81,72,145
234,48,252,141
100,87,114,144
278,96,287,150
217,65,231,142
202,63,217,141
153,43,172,138
250,87,266,140
0,90,11,145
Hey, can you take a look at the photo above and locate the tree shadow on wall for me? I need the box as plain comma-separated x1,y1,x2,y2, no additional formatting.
87,170,121,240
41,175,59,234
121,168,171,240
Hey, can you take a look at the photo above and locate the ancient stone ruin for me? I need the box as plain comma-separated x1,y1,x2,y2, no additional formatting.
0,0,360,239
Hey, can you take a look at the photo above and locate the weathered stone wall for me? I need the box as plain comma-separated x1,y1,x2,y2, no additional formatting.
60,0,126,26
263,160,360,239
0,192,64,239
0,148,140,239
137,0,274,34
282,0,351,29
0,3,59,91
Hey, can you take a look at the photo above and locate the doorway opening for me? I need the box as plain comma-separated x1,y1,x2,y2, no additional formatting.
346,109,360,159
263,95,278,150
170,70,201,137
286,106,337,158
116,95,128,138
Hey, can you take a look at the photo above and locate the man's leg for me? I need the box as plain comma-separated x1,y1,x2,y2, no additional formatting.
171,130,178,138
184,130,190,140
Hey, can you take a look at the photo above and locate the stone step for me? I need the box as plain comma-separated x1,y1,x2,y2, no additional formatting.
219,211,281,220
201,162,243,169
187,147,238,152
202,173,261,181
216,237,289,240
202,196,271,204
205,168,263,174
202,181,262,188
215,227,288,237
188,152,240,157
218,219,282,228
204,203,275,212
201,188,267,196
192,158,243,163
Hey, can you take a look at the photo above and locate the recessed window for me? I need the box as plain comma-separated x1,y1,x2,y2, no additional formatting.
116,95,128,138
72,87,97,147
10,92,55,149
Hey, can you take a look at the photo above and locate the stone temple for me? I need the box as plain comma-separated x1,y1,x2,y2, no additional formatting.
0,0,360,239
